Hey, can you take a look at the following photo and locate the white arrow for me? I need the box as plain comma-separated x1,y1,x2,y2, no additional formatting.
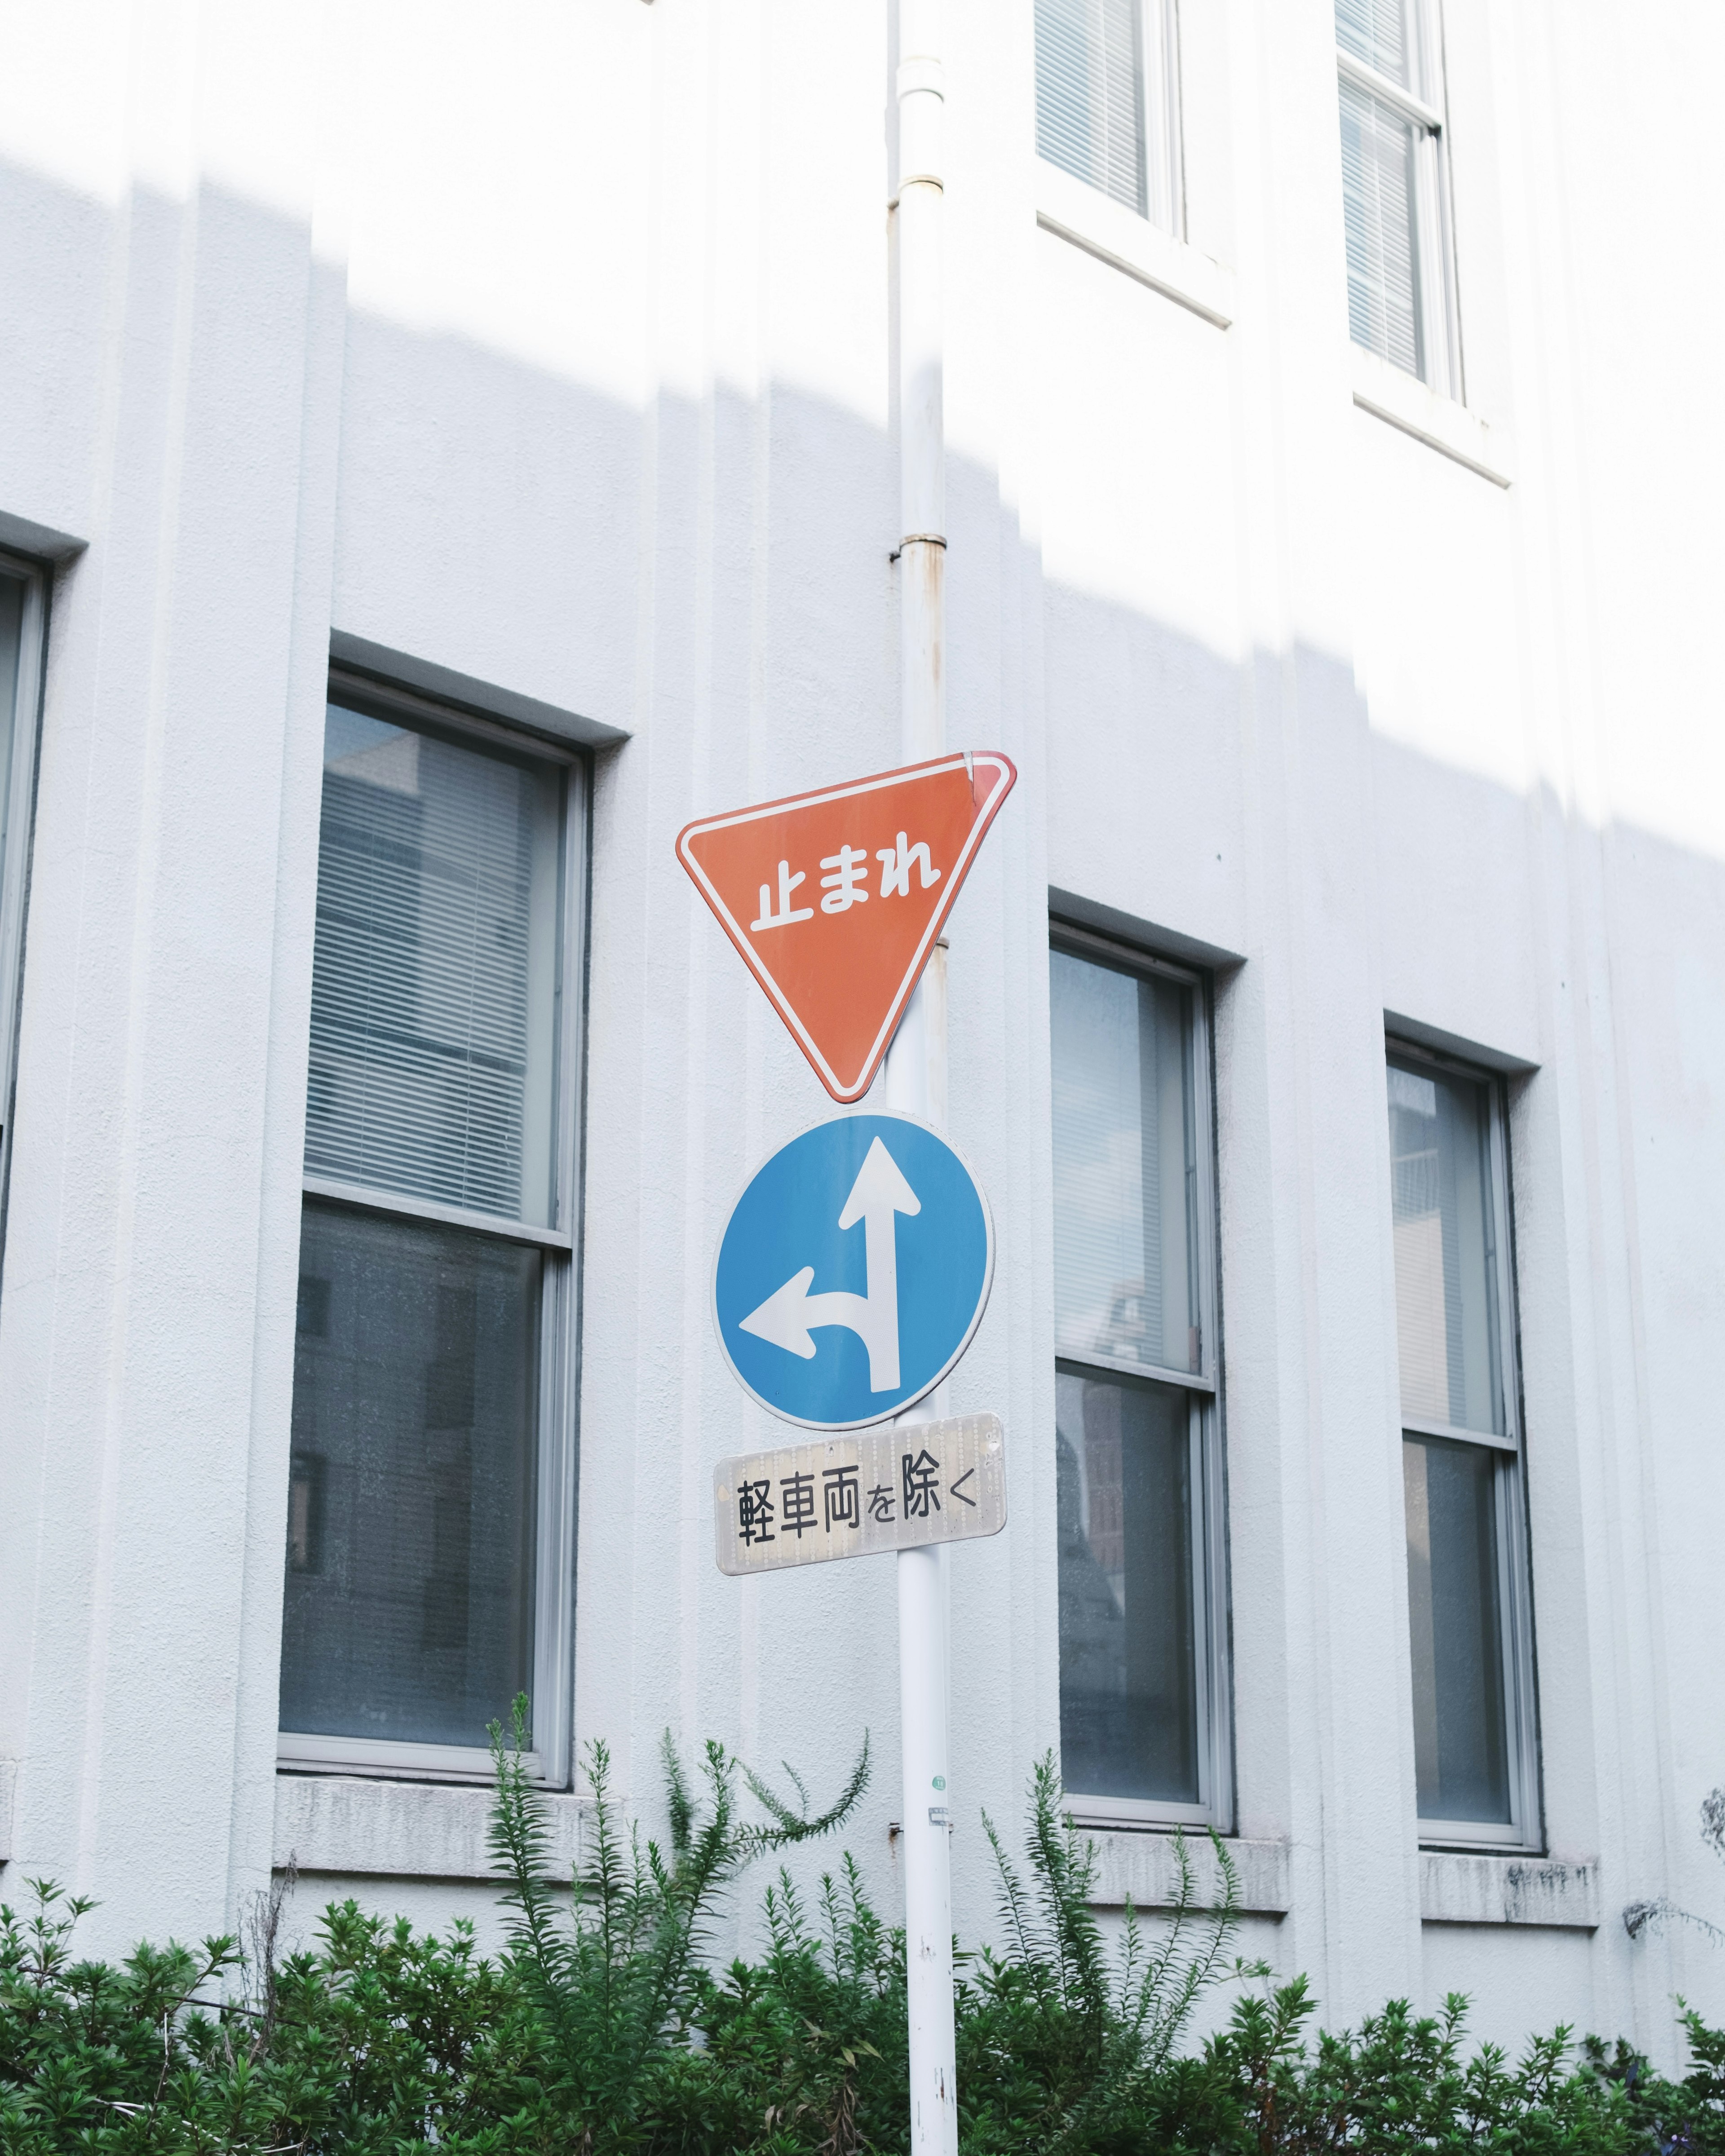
739,1136,921,1391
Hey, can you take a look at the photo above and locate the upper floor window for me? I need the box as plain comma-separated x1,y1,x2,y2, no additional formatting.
1336,0,1458,392
1387,1045,1538,1847
279,673,585,1785
0,553,46,1266
1036,0,1183,234
1051,929,1228,1827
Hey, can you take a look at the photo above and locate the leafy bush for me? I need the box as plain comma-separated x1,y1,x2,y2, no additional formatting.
954,1754,1238,2152
0,1873,527,2151
483,1697,881,2149
2,1714,1722,2152
1199,1977,1725,2154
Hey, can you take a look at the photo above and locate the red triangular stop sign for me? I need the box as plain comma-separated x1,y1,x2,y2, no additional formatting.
677,751,1017,1102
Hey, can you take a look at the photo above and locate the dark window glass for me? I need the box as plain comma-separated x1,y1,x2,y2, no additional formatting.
1403,1434,1510,1822
1056,1366,1198,1803
1388,1050,1522,1830
279,1200,540,1748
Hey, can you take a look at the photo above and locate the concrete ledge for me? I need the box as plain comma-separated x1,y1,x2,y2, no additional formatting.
1384,1010,1539,1077
1087,1833,1291,1917
0,1759,15,1862
1050,889,1247,974
274,1773,588,1882
0,510,86,561
1350,344,1513,486
1420,1851,1600,1929
1034,157,1235,328
329,632,629,750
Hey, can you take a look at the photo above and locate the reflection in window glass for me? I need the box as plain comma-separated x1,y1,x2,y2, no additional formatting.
306,704,563,1225
1051,951,1197,1374
1057,1368,1198,1803
279,1201,540,1749
1387,1060,1502,1434
1403,1435,1510,1821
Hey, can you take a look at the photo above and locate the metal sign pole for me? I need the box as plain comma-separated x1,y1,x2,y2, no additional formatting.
887,991,956,2156
890,0,956,2147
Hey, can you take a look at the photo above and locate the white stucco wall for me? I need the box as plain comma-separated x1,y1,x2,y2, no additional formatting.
0,0,1720,2073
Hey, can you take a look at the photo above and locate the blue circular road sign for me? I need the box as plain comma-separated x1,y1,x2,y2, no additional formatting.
713,1113,993,1431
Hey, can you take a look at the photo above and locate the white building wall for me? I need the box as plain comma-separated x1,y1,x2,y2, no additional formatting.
0,0,1720,2070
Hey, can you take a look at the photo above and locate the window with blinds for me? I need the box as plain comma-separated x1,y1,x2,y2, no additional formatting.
1335,0,1457,393
1051,933,1225,1826
1340,79,1423,375
306,706,562,1226
283,685,580,1781
1035,0,1181,234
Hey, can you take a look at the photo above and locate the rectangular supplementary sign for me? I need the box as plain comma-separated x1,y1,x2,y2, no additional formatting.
714,1412,1006,1576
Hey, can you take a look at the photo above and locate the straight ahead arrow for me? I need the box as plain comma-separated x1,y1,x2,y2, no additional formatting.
739,1136,920,1391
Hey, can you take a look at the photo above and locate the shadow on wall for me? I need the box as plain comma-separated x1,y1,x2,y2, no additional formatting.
0,150,1723,2054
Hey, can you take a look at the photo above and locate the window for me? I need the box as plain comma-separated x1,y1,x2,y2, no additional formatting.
279,675,584,1783
0,553,46,1264
1386,1046,1538,1847
1336,0,1458,393
1035,0,1182,234
1051,930,1227,1825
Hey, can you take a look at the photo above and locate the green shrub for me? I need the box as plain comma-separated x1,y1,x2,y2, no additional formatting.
953,1753,1238,2152
483,1696,879,2149
1197,1976,1725,2154
0,1873,528,2151
2,1717,1722,2153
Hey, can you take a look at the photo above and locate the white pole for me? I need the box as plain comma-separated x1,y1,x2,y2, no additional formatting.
888,1012,957,2156
895,0,945,766
888,0,956,2147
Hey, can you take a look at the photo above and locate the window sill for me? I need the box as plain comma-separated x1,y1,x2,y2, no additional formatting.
1085,1831,1291,1917
279,1731,544,1783
274,1771,589,1882
1420,1850,1600,1929
1035,158,1234,329
1350,345,1513,486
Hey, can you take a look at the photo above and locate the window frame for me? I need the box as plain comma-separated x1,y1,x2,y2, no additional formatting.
277,665,589,1789
1386,1037,1539,1852
1035,0,1187,239
1336,0,1462,399
1050,921,1232,1833
0,549,49,1280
